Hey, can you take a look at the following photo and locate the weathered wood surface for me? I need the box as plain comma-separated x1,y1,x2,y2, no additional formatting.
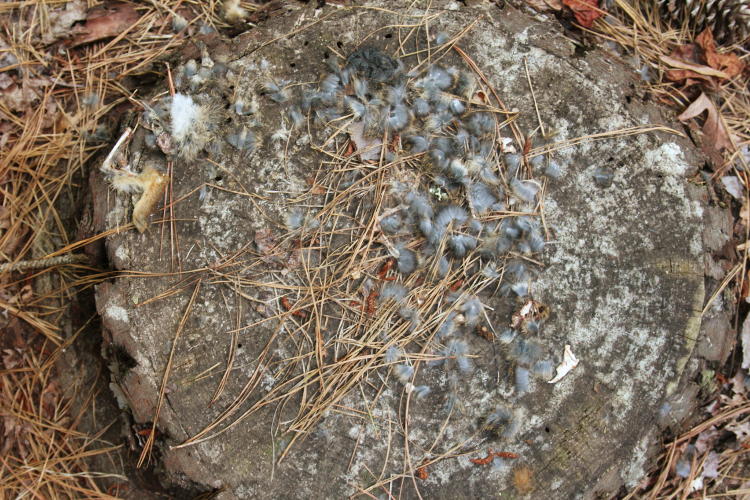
92,2,708,498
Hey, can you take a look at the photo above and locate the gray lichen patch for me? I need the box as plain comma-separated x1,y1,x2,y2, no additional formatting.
92,2,707,498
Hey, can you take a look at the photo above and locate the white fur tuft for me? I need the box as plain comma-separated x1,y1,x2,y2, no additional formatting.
224,0,247,22
171,93,200,142
170,93,210,159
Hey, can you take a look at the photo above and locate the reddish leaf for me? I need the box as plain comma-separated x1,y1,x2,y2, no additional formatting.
664,69,718,90
69,2,140,48
562,0,604,28
696,29,745,79
678,92,733,156
671,43,701,65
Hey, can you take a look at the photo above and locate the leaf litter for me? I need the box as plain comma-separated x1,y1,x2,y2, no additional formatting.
0,0,266,497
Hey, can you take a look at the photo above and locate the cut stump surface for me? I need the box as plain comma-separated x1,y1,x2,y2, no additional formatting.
93,2,707,498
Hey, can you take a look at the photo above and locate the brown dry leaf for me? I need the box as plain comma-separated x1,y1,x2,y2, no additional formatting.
1,415,23,456
2,78,54,113
41,381,61,420
2,348,22,369
662,43,720,88
678,92,733,154
660,55,730,80
696,29,745,79
525,0,563,11
0,73,13,91
42,0,88,44
69,2,140,48
693,426,719,454
664,69,717,88
672,43,700,64
562,0,604,28
727,420,750,442
1,224,29,258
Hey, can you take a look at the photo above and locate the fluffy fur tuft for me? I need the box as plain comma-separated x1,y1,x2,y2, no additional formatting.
170,93,212,160
394,364,414,384
510,178,540,203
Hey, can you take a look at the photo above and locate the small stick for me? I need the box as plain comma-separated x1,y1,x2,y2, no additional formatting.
524,57,545,139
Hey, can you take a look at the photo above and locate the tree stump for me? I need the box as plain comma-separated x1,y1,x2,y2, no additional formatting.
93,2,708,498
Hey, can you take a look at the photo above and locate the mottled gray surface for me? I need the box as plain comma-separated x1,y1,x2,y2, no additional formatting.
93,2,707,498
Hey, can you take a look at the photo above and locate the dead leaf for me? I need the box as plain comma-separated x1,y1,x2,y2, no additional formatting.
2,348,22,369
697,29,745,79
662,43,718,88
2,78,54,113
41,381,61,420
69,2,140,48
42,0,88,45
694,426,719,454
720,176,743,200
727,420,750,442
702,451,720,479
664,69,717,88
677,93,733,154
0,73,13,91
660,55,730,80
729,371,746,398
562,0,604,28
1,224,29,258
671,43,701,64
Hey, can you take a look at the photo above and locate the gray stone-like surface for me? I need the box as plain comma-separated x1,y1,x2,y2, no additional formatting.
93,2,707,498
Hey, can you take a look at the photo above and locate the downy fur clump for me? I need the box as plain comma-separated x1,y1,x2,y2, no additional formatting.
170,93,212,160
124,29,571,456
265,36,566,416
